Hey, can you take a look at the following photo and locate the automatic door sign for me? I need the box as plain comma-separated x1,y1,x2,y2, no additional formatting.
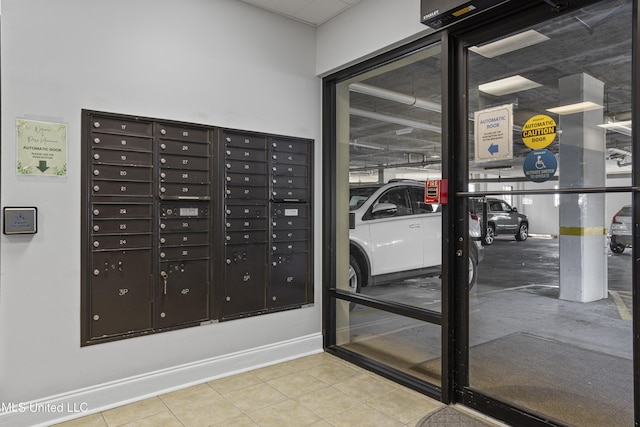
16,119,68,176
523,149,557,183
474,104,513,162
522,114,556,149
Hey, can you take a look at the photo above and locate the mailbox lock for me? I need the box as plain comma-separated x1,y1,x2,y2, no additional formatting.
160,187,166,193
93,185,100,192
226,176,231,181
160,237,166,244
93,241,100,248
93,314,100,320
93,225,100,232
272,296,277,301
226,236,231,241
456,250,463,257
93,153,100,160
160,158,166,164
93,209,100,216
161,270,169,295
272,154,277,160
160,172,166,178
166,209,173,215
226,296,231,301
160,223,166,229
226,150,231,155
160,129,167,135
93,169,100,176
160,252,166,258
93,121,101,128
160,312,166,317
93,137,100,144
226,163,231,169
160,143,166,149
93,269,100,276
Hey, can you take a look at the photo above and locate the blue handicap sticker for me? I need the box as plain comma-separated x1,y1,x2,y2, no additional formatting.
523,149,557,183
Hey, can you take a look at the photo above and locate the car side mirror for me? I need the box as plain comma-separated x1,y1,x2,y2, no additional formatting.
371,202,397,217
512,207,518,212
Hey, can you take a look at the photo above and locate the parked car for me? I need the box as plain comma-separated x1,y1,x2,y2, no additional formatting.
470,198,529,245
348,180,484,296
609,205,632,254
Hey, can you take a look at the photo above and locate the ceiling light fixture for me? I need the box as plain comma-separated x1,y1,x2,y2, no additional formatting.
350,108,442,133
349,83,442,113
478,75,542,96
469,30,550,58
546,101,603,115
598,120,632,136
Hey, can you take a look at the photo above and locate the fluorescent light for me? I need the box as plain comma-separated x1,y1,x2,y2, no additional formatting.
598,120,632,136
546,101,603,115
469,30,550,58
478,75,542,96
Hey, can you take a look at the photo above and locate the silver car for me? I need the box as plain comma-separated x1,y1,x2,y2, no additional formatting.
609,205,632,254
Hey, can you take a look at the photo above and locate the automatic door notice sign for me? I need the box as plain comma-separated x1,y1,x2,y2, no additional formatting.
523,149,557,183
474,104,513,163
522,114,556,149
17,119,68,176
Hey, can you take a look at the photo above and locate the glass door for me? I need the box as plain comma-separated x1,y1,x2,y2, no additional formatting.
461,0,634,425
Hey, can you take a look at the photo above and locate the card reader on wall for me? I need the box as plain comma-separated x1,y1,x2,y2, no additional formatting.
421,0,509,30
3,207,38,235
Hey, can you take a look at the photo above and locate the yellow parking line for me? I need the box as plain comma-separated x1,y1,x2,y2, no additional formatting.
609,290,632,320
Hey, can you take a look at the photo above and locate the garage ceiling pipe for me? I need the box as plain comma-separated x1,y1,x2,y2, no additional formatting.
349,83,442,113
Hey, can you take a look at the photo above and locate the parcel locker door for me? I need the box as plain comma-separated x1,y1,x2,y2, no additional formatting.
223,244,267,318
156,259,209,328
269,252,308,309
90,249,152,338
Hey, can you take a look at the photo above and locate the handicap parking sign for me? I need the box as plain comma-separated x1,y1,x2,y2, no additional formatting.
523,149,557,183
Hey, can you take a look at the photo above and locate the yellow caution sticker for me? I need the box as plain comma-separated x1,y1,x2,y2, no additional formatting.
522,114,556,149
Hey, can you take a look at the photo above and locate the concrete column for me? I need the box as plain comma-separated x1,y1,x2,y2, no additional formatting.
558,73,608,302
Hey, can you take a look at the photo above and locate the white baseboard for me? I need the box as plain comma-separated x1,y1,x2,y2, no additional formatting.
0,333,323,427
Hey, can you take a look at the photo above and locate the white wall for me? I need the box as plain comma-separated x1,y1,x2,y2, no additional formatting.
0,0,322,423
316,0,432,76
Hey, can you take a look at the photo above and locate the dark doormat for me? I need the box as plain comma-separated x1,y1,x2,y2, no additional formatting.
415,406,494,426
414,332,633,426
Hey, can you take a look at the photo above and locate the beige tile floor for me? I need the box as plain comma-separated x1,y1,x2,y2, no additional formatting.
53,352,445,427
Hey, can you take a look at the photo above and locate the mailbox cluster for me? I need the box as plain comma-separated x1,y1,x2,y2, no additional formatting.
220,132,312,320
82,110,313,345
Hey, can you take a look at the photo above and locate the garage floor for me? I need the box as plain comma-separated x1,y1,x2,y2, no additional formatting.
349,236,633,426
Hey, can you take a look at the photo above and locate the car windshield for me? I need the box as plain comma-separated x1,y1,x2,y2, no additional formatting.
349,186,379,211
619,206,632,217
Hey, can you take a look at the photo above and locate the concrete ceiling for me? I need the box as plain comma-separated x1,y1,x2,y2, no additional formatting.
238,0,362,26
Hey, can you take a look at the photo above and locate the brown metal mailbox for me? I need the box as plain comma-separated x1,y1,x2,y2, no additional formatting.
90,249,153,338
224,133,266,150
271,188,308,201
271,229,307,242
92,203,152,219
271,164,307,177
92,133,152,152
226,230,267,245
269,252,308,309
92,234,152,250
225,204,268,219
156,260,209,328
157,124,208,142
159,245,209,261
225,147,266,163
92,164,152,182
223,244,267,317
225,218,267,231
225,161,267,175
92,149,153,166
92,218,153,235
271,241,307,254
225,173,267,187
160,169,210,185
160,183,211,199
160,154,210,171
92,180,153,197
159,140,209,157
160,232,209,247
225,186,267,200
270,152,307,165
270,139,310,154
272,217,308,230
160,217,210,232
91,117,152,137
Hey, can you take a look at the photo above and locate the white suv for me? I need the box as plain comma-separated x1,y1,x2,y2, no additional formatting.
348,180,483,294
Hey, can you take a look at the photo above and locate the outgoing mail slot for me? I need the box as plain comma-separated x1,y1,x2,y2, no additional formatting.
225,160,267,175
92,234,152,250
271,241,307,254
270,152,307,165
92,164,153,182
225,230,267,245
226,173,267,187
160,232,209,247
158,140,209,157
92,218,153,235
271,229,307,242
92,133,152,152
271,164,307,177
92,149,153,166
91,117,153,136
159,245,209,261
270,139,310,154
224,133,266,150
160,169,210,184
92,203,152,219
156,259,209,328
157,124,208,142
159,154,210,171
271,188,308,201
225,218,267,231
160,217,210,232
225,147,265,163
225,186,267,200
92,181,153,197
272,217,308,230
160,183,211,199
225,204,267,219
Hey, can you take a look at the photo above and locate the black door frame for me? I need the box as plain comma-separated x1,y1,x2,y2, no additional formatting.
322,1,639,425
